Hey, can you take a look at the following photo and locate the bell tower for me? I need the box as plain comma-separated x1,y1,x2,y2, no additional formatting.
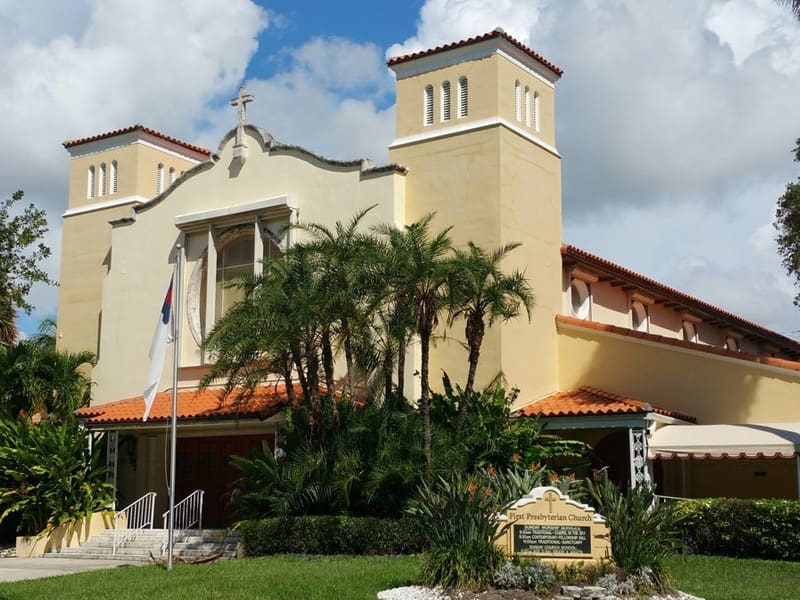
58,125,209,357
388,28,564,402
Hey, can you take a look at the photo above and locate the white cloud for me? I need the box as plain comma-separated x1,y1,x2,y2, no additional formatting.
0,0,269,332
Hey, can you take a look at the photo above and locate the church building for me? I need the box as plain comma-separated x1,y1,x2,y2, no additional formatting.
58,29,800,527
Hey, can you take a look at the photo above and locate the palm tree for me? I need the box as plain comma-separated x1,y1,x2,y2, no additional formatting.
376,215,452,465
0,335,94,420
446,242,534,428
778,0,800,18
294,207,378,401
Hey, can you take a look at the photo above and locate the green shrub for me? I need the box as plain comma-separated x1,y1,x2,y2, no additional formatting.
674,498,800,561
407,468,544,590
0,418,114,536
587,475,680,590
493,560,555,591
239,516,427,556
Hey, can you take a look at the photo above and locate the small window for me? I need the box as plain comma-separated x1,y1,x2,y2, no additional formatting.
98,163,106,196
458,77,468,118
423,85,434,126
87,166,95,199
631,301,648,332
514,80,521,121
110,161,118,194
682,321,697,343
524,86,531,127
156,163,164,194
725,336,739,352
533,91,541,132
169,167,176,185
441,81,451,122
569,280,591,320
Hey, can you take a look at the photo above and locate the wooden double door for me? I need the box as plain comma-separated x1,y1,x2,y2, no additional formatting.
176,434,273,528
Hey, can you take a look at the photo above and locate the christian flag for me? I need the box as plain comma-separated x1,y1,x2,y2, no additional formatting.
143,277,174,421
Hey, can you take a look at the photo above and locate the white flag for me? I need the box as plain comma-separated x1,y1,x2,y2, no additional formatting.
143,277,174,421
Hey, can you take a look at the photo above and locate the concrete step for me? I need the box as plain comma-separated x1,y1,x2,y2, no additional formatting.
41,527,239,562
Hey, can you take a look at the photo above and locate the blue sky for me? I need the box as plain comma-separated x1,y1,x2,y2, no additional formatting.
2,0,800,339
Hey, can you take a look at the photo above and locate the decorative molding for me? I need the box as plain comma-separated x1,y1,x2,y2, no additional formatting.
175,195,295,228
390,116,561,157
63,195,148,217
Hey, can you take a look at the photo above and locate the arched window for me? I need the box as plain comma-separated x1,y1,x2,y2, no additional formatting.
110,161,118,194
569,280,591,320
423,85,434,125
524,86,531,127
631,301,648,332
98,163,107,196
156,164,164,194
514,80,521,121
213,230,283,321
169,167,176,186
441,81,451,122
458,77,468,118
87,166,95,199
533,91,541,132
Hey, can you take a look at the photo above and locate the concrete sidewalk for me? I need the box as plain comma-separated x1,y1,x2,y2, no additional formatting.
0,557,140,582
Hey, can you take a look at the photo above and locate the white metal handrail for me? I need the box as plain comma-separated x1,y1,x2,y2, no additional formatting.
113,491,156,554
163,490,205,530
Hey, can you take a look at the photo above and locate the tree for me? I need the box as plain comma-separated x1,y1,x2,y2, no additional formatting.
376,215,453,466
778,0,800,19
0,190,53,345
446,242,534,428
0,336,95,421
774,139,800,303
294,207,380,401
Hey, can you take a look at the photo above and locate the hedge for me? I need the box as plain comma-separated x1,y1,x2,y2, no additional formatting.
240,516,428,556
674,498,800,561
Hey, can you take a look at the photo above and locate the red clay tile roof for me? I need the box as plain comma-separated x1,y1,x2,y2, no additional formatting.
556,314,800,373
516,385,696,423
75,385,294,426
387,27,563,76
562,244,800,355
63,124,211,157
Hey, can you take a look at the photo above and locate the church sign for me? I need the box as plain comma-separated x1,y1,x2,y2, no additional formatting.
496,486,611,564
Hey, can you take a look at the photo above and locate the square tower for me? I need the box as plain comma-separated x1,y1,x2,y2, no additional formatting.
58,125,209,357
388,28,564,401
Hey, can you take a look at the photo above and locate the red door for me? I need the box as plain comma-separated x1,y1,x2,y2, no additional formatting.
176,434,273,528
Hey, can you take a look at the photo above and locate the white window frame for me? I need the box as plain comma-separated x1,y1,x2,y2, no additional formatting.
441,80,451,122
458,76,468,118
110,160,118,194
423,85,434,126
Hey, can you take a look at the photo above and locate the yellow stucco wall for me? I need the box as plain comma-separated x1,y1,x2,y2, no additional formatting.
557,322,800,424
91,129,403,405
391,50,562,402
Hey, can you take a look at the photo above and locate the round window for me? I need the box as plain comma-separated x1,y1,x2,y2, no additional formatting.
631,301,648,332
570,280,590,320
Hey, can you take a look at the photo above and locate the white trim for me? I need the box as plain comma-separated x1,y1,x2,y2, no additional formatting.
391,41,558,89
174,195,296,227
63,195,148,217
389,116,561,157
557,318,800,377
538,414,647,430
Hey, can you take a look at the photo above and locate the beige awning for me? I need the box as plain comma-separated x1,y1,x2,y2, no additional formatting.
648,423,800,459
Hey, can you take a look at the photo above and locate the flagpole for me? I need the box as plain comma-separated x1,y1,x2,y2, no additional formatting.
167,243,183,571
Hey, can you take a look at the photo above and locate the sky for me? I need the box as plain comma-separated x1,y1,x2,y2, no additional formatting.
2,0,800,339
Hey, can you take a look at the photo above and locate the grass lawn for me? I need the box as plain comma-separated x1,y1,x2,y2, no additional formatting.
3,554,800,600
665,555,800,600
0,555,420,600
